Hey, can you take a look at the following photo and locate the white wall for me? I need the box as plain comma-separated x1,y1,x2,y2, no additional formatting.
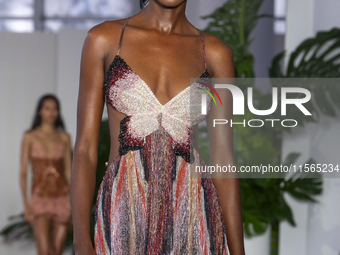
186,0,226,29
313,0,340,33
0,32,56,254
55,28,88,146
3,0,339,254
0,30,86,255
280,1,340,255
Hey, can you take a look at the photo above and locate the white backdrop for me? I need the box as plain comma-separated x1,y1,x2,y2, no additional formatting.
0,29,86,255
1,0,340,254
280,0,340,255
0,32,58,254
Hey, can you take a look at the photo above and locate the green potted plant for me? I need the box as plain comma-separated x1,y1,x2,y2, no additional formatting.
2,2,340,255
199,1,340,254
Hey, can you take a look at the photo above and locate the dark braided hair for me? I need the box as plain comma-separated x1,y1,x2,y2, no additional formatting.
140,0,149,9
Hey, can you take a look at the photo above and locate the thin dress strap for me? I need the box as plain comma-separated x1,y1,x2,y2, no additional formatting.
197,29,207,70
117,17,130,56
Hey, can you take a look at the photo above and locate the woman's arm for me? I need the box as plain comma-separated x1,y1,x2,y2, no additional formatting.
70,24,108,254
19,131,32,223
63,132,72,185
206,35,246,255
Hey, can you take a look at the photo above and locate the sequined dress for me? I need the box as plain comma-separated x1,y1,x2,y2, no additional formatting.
30,131,71,224
94,17,229,254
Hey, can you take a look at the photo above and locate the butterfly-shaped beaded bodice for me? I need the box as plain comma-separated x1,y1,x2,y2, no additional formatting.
103,17,213,163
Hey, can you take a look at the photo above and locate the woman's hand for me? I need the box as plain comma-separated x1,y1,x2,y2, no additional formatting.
24,202,33,224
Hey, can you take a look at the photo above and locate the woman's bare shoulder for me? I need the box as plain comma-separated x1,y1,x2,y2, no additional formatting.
58,130,71,143
84,18,130,49
24,129,35,137
201,32,234,77
22,129,35,144
202,32,233,56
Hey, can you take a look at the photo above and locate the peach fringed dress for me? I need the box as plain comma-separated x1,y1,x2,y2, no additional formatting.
30,132,71,224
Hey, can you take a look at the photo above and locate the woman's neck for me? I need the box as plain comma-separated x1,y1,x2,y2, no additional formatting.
38,122,56,134
140,1,188,35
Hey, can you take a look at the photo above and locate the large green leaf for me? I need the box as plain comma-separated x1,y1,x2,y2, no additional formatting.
269,28,340,125
0,213,33,241
201,0,267,78
243,209,269,237
270,28,340,78
283,158,323,202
